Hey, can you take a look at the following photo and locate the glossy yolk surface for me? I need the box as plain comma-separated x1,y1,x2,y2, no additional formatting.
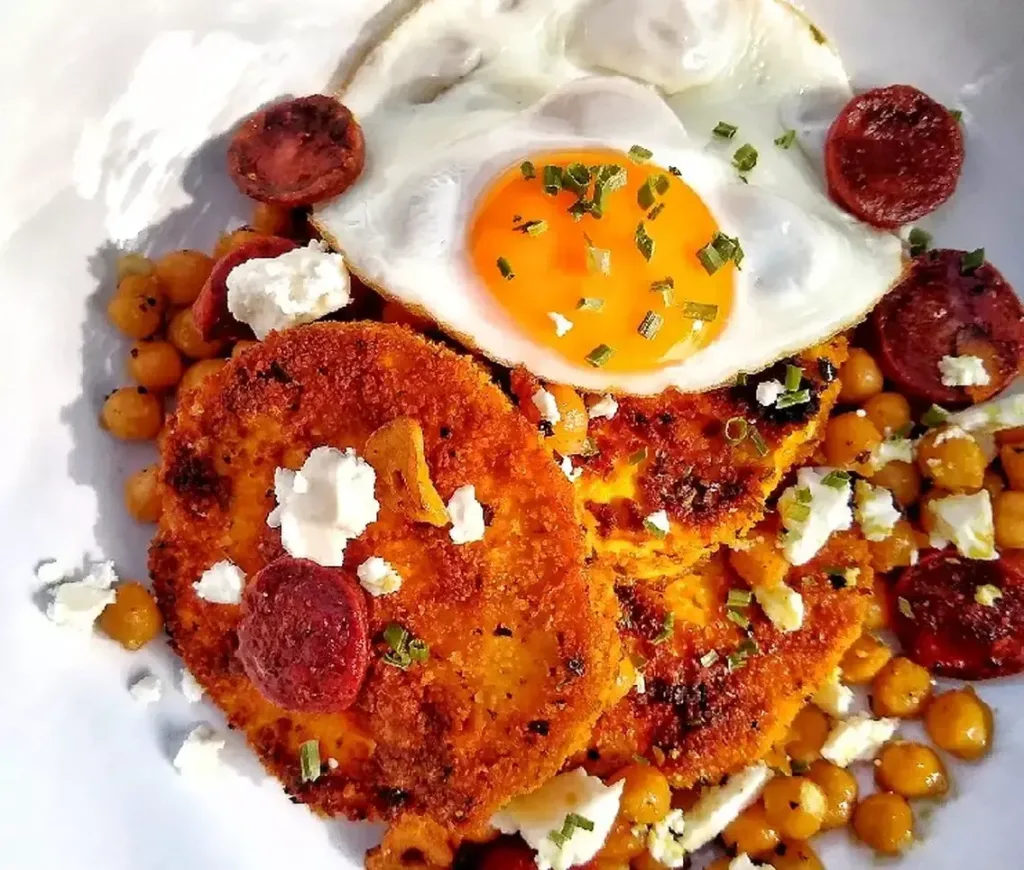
468,148,735,373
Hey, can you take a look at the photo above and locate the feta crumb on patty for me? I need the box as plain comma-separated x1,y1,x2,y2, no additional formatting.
812,668,854,718
755,379,785,407
356,556,403,596
644,510,671,537
588,394,619,420
777,468,853,565
754,582,804,632
939,354,990,387
447,484,486,544
559,455,582,482
532,388,561,425
192,560,245,605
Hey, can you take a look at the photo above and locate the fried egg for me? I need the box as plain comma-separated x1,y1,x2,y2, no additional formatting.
315,0,903,393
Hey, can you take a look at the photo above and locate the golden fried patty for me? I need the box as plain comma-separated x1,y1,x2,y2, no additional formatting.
150,322,619,835
581,528,870,789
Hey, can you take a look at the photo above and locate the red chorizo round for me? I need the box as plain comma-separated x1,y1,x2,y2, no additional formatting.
825,85,964,228
192,236,298,340
872,249,1024,405
892,548,1024,680
237,556,370,713
227,95,365,207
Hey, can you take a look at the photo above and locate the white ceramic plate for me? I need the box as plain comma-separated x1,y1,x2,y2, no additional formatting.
1,1,1021,868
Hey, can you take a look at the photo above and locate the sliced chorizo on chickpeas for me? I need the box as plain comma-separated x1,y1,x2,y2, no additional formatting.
124,465,162,523
766,839,824,870
806,759,858,830
167,307,224,359
852,792,914,855
761,776,828,841
107,274,166,339
1000,442,1024,491
97,581,163,650
994,490,1024,549
609,763,671,824
126,340,184,391
784,706,830,765
153,249,214,306
721,801,780,857
100,387,163,441
916,427,986,492
838,348,884,404
869,460,921,508
840,632,892,684
925,688,994,760
862,392,912,438
871,656,932,718
823,412,882,472
874,742,949,798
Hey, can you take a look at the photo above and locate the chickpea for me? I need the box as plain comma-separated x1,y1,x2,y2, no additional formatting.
251,202,297,237
994,491,1024,549
100,387,163,441
126,340,184,391
1001,443,1024,491
154,250,214,306
983,469,1007,501
232,340,260,359
785,706,830,765
97,581,163,650
863,575,891,631
213,228,264,260
875,742,949,798
838,348,884,404
924,688,993,760
599,817,647,862
851,792,914,855
918,488,953,537
869,461,921,508
178,359,227,396
381,300,434,332
546,384,589,457
761,776,827,841
806,759,857,830
611,764,671,825
863,392,912,438
116,252,154,280
869,518,918,575
124,465,162,523
722,801,780,857
107,275,166,339
916,428,986,492
840,633,892,684
871,657,932,718
823,412,882,472
767,840,823,870
167,307,224,359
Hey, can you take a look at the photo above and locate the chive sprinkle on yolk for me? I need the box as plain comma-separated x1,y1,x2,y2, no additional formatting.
467,148,736,373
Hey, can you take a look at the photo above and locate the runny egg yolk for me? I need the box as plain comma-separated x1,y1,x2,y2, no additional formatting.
468,148,735,373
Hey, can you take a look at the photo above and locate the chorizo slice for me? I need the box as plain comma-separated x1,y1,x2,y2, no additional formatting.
892,548,1024,680
237,556,370,713
825,84,964,228
872,249,1024,405
227,95,365,207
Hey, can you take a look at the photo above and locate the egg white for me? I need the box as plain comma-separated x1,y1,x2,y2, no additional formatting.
315,0,904,394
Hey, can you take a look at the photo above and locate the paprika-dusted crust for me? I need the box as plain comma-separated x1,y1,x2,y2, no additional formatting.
151,322,619,836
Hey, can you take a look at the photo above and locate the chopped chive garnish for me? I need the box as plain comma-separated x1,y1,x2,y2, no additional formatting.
653,174,670,195
598,164,627,192
668,165,682,176
735,372,748,386
726,650,748,671
795,486,812,505
791,759,810,775
543,165,563,196
577,297,605,311
922,404,950,427
733,143,759,173
586,344,615,367
383,622,408,651
821,470,851,489
566,814,595,832
549,831,568,848
564,162,591,195
961,248,985,274
590,186,607,218
647,203,665,221
784,365,803,392
408,638,429,663
724,417,750,444
381,622,427,670
638,311,664,340
700,650,720,668
898,597,914,619
908,227,932,257
726,608,751,629
894,422,915,439
774,129,797,149
631,753,651,765
520,160,536,180
713,121,738,140
748,425,768,457
516,219,548,236
727,588,753,608
950,108,963,123
775,389,811,409
638,180,656,210
299,740,321,783
628,144,653,163
652,612,675,644
635,222,655,261
809,22,827,43
681,300,719,322
651,276,674,305
785,502,811,523
496,257,515,280
584,233,611,276
696,231,743,274
629,447,648,465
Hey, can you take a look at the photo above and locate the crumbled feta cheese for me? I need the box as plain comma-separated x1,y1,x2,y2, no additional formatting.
356,556,402,597
647,809,687,867
754,582,804,633
975,584,1004,607
939,354,990,387
854,480,900,542
755,379,786,407
447,484,486,544
45,561,117,632
492,768,623,870
192,560,245,605
267,446,379,567
548,312,574,337
821,714,898,767
679,763,773,852
173,724,226,777
869,438,915,471
559,455,582,482
777,468,853,565
644,510,671,537
35,558,74,585
129,673,163,706
950,394,1024,434
929,490,998,560
634,670,646,695
327,757,339,770
933,425,972,445
588,394,619,420
226,240,351,339
532,388,561,425
730,855,769,870
180,669,204,703
812,668,854,719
